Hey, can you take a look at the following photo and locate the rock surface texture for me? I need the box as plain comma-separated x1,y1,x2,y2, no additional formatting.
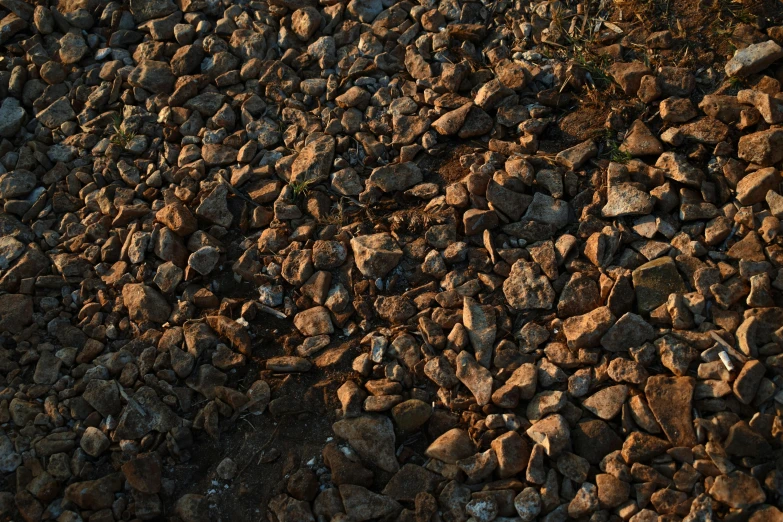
0,0,782,521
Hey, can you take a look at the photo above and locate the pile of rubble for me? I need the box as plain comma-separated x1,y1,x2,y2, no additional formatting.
0,0,782,520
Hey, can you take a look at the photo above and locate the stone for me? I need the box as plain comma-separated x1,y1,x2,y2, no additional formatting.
582,385,628,420
290,135,335,183
609,61,652,95
645,376,696,447
128,60,176,94
491,431,530,478
425,428,475,463
0,98,26,137
736,167,780,205
0,293,33,333
350,233,402,279
332,415,399,473
391,400,432,433
526,414,570,457
503,260,555,310
709,472,766,509
122,284,171,323
603,183,654,217
632,257,687,314
293,306,333,336
455,350,493,406
738,129,783,166
725,40,783,77
601,313,656,352
463,297,496,368
556,140,597,170
369,162,422,192
620,120,664,156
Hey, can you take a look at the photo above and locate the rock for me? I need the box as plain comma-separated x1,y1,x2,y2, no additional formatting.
381,464,440,502
64,474,123,510
0,98,26,137
738,129,783,166
564,306,615,349
350,233,402,279
463,297,496,368
602,183,654,217
0,293,33,333
582,385,628,420
293,306,333,336
709,472,766,508
122,454,162,493
556,140,597,170
526,414,570,457
339,484,402,522
491,432,530,478
432,103,472,135
725,40,783,77
80,427,110,457
175,494,209,522
391,400,431,433
290,135,335,183
645,376,696,446
733,360,766,405
632,257,687,314
346,0,382,22
736,167,780,205
609,61,652,95
620,120,664,156
503,260,556,310
369,162,423,192
128,60,176,94
0,170,36,199
655,152,704,188
572,420,623,465
332,415,399,473
122,284,171,323
425,428,475,463
514,487,542,522
455,350,493,406
600,313,656,352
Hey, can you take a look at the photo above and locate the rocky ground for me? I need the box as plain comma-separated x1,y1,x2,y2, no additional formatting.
1,0,783,521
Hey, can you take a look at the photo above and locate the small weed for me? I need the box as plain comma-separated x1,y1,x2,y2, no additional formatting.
572,48,613,89
601,130,632,164
110,115,136,149
289,178,317,201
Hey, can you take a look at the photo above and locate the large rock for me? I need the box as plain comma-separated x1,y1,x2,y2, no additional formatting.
645,376,696,447
631,257,687,314
709,472,766,509
0,170,36,199
368,162,423,192
503,260,555,310
463,297,495,368
0,293,32,334
130,0,178,22
0,98,26,137
36,97,75,129
350,233,402,279
455,350,493,406
339,484,402,521
128,61,176,94
725,40,783,77
122,284,171,323
738,129,783,166
290,135,335,183
332,415,399,472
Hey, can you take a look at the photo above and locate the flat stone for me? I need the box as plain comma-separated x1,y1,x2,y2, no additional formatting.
645,376,696,447
725,40,783,78
631,257,687,314
332,415,399,473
